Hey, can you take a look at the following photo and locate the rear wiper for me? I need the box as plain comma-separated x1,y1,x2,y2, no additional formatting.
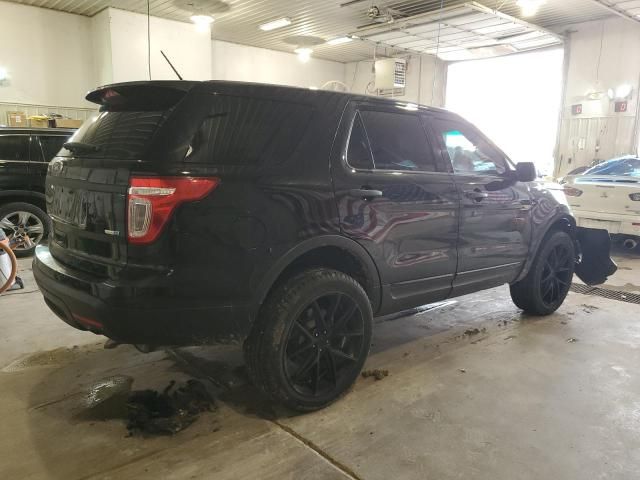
63,141,100,153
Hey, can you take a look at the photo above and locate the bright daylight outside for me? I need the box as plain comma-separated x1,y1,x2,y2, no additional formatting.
446,48,565,176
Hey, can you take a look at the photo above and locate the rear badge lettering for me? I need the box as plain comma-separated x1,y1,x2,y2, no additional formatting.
104,230,120,236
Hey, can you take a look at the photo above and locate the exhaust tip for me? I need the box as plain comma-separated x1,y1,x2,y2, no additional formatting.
623,238,638,250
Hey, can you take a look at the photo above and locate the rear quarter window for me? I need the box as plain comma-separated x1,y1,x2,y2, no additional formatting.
190,95,314,166
0,135,29,161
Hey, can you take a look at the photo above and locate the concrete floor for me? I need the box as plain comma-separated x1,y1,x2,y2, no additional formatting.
1,248,639,479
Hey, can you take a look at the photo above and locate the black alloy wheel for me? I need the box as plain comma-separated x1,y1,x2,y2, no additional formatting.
540,243,573,306
283,293,365,397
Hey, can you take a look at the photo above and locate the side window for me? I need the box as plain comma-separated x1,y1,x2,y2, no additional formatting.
38,135,69,162
0,135,29,161
434,120,508,175
346,112,374,170
360,110,437,172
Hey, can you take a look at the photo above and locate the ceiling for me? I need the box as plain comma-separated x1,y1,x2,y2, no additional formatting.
3,0,623,62
354,3,563,61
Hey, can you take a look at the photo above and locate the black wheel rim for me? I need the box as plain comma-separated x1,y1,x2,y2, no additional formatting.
283,293,365,398
541,244,572,305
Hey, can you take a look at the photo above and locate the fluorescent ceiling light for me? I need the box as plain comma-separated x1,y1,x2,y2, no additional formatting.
190,15,214,25
327,36,353,46
259,17,292,31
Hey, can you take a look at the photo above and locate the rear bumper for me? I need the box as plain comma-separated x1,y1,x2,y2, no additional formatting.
33,246,248,346
573,210,640,236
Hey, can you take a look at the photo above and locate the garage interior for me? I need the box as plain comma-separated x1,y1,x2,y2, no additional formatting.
1,0,640,479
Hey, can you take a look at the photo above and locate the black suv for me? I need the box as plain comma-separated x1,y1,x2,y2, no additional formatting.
33,81,616,411
0,127,75,256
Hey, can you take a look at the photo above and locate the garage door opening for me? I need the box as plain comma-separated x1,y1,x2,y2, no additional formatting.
445,48,564,176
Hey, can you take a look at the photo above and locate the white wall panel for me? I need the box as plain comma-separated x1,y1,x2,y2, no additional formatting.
0,2,96,108
211,40,346,89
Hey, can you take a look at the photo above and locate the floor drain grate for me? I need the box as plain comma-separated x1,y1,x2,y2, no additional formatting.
570,284,640,305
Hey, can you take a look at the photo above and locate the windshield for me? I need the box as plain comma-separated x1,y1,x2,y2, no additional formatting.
584,157,640,177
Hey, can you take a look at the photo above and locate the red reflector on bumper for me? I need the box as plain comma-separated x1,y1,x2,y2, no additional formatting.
73,314,103,329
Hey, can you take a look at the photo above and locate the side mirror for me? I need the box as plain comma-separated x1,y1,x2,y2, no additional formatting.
516,162,537,182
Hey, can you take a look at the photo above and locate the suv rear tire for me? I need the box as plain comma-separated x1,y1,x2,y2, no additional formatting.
0,202,51,257
510,230,575,315
244,268,373,412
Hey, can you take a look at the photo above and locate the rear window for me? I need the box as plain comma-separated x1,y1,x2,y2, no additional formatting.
59,85,188,160
584,157,640,177
190,95,313,166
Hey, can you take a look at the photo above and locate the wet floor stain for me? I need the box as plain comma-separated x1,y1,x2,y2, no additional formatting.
2,346,88,373
74,375,218,436
77,375,134,420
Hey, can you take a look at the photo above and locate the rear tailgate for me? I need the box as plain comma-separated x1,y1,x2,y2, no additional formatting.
46,83,196,275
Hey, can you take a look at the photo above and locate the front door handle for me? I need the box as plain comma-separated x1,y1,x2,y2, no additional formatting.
464,190,489,202
349,188,383,200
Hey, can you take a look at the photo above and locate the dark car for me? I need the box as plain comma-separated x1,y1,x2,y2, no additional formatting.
33,81,616,411
0,127,75,256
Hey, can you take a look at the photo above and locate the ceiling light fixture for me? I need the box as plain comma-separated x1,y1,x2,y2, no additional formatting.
516,0,546,17
259,17,292,31
190,14,214,25
327,36,353,46
295,47,313,63
190,14,214,32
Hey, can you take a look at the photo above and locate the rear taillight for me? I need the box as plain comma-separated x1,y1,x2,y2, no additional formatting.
563,186,583,197
127,176,220,245
629,193,640,201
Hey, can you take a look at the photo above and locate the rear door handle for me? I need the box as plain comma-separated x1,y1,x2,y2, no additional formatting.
464,190,489,201
349,188,383,199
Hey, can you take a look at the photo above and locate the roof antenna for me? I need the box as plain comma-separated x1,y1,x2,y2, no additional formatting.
160,50,184,80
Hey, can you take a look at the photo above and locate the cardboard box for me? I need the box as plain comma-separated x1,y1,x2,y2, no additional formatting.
7,111,27,127
54,118,83,129
29,117,49,128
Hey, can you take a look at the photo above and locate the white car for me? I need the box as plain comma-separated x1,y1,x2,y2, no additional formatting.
564,156,640,249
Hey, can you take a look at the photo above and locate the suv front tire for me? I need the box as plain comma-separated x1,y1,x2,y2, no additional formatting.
510,230,575,315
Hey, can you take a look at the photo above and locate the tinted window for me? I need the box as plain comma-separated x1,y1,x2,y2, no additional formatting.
193,95,313,166
0,135,29,161
38,135,70,162
434,120,508,175
584,157,640,177
360,110,436,172
347,113,374,169
60,110,167,159
59,85,189,160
